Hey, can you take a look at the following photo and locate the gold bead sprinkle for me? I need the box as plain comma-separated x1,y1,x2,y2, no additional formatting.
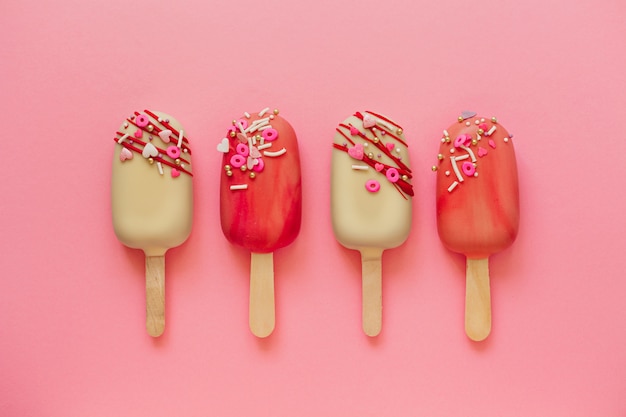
148,158,154,164
175,158,181,165
477,128,484,135
396,128,403,135
240,165,247,172
226,170,233,177
367,152,374,159
229,131,236,138
249,172,256,179
472,139,478,146
373,137,379,143
491,117,498,123
432,165,438,171
147,125,154,132
458,116,464,122
224,165,232,171
273,109,280,115
401,175,408,181
437,153,444,160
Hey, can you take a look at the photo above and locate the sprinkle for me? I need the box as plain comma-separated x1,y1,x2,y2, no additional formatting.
352,165,369,170
123,122,129,129
264,148,287,157
454,154,469,161
450,157,464,182
488,139,496,149
117,133,129,144
443,129,449,137
441,138,446,143
466,121,471,126
177,130,184,147
157,162,164,175
258,107,270,117
460,145,476,162
445,170,450,176
365,180,380,192
448,181,459,192
230,184,248,190
504,137,509,143
486,125,497,136
244,112,251,118
257,143,272,150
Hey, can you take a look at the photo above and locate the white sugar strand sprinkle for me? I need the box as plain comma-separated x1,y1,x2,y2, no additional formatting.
257,143,272,150
258,107,270,117
351,165,369,170
451,157,464,182
460,145,476,162
487,125,497,136
264,148,287,157
157,162,163,175
244,112,251,119
117,134,129,144
448,181,459,192
230,184,248,190
177,130,184,148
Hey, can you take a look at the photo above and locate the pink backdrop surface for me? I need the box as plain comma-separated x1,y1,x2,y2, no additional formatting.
1,0,625,415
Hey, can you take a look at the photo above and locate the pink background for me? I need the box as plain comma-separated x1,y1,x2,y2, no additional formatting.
1,0,625,415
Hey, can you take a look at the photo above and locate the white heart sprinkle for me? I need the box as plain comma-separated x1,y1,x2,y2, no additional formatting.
158,129,172,143
217,138,230,153
120,148,133,161
362,114,376,128
249,145,261,158
142,142,158,158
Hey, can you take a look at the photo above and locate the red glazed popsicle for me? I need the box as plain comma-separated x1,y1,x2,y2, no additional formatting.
434,111,519,341
218,107,301,337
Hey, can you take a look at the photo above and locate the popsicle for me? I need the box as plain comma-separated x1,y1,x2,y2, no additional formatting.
111,110,193,337
217,107,301,338
331,111,413,336
434,111,519,341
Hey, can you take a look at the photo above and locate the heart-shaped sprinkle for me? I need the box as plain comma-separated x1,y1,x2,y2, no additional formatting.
247,156,259,170
375,163,384,172
171,168,180,178
159,129,172,143
237,133,248,143
488,139,496,149
134,129,143,138
362,114,376,128
385,142,395,152
120,148,133,161
460,111,477,120
350,126,360,136
217,138,230,153
249,146,261,158
477,146,488,157
348,143,364,160
142,142,158,158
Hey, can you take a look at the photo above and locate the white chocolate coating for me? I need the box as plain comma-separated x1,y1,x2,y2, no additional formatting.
111,111,193,256
331,112,412,251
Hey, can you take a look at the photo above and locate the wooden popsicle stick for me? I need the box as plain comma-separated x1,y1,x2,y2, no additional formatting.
361,248,384,337
250,252,275,338
145,255,165,337
465,257,491,341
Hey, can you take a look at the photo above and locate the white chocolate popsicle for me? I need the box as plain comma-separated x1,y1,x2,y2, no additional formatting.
111,110,193,337
331,111,413,336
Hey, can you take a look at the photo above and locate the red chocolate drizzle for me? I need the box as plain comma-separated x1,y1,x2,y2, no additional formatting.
334,112,414,198
114,110,193,177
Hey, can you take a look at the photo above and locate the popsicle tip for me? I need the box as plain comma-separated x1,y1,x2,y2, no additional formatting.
465,324,491,342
